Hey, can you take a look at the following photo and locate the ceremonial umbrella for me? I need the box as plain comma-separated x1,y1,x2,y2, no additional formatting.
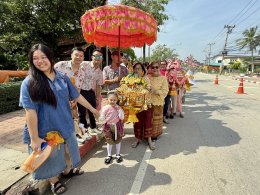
80,4,157,61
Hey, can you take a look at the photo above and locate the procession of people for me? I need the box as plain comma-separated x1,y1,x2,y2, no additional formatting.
19,42,194,194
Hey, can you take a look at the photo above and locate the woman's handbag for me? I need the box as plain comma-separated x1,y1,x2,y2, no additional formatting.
21,142,53,173
21,131,64,173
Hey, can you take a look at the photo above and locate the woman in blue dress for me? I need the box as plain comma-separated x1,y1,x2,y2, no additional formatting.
19,44,99,194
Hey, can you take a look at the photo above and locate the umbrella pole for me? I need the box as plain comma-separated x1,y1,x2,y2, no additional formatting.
106,46,108,67
118,25,121,77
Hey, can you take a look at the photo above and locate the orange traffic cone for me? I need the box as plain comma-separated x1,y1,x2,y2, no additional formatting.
214,75,219,85
236,77,245,94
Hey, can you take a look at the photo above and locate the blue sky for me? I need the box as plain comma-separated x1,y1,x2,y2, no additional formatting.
132,0,260,62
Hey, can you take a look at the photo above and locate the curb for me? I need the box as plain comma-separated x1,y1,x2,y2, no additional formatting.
4,135,102,195
231,76,260,84
79,135,98,158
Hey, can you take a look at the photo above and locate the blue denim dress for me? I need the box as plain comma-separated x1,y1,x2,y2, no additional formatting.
20,72,81,179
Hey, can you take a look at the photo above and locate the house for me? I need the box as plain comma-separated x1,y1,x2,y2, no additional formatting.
210,53,260,72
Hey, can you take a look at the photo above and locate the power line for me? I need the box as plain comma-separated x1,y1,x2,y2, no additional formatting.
209,0,257,42
235,17,260,31
208,0,258,44
229,0,257,25
236,5,260,26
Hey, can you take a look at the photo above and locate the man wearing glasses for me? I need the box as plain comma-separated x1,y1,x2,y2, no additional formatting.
78,49,104,134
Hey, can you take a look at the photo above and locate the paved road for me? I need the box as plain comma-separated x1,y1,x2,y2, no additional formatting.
46,73,260,195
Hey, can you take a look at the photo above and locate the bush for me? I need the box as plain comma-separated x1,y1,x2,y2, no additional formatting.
255,68,260,73
0,81,22,114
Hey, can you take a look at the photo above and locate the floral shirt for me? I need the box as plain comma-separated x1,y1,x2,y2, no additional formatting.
80,61,103,91
103,65,128,90
54,61,86,89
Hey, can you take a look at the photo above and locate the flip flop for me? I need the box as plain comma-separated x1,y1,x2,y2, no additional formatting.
131,141,140,148
148,142,155,150
51,181,67,195
61,168,84,178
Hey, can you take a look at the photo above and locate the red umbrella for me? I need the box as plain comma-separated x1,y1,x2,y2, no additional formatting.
81,4,157,61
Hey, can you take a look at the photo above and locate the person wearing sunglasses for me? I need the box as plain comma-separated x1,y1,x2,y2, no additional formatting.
147,61,169,149
75,49,104,136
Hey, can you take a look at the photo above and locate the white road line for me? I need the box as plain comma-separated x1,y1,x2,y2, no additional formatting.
129,147,152,195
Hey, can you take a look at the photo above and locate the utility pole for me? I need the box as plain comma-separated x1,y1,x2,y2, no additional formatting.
208,43,215,73
220,25,235,74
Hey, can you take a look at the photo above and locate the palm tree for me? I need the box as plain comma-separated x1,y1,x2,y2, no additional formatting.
236,26,260,73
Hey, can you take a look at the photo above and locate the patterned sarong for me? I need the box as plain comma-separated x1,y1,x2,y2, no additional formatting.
103,120,124,144
133,108,153,140
151,105,163,138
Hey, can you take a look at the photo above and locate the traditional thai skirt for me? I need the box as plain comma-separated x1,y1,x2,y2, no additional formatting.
151,105,163,138
103,120,124,144
133,108,153,140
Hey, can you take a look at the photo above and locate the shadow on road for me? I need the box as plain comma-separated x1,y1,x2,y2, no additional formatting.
64,88,241,194
147,91,241,159
64,161,171,195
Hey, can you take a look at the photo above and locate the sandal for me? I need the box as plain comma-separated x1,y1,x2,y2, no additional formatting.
115,154,123,163
61,168,84,178
131,140,140,148
148,141,155,150
104,156,112,164
51,181,67,195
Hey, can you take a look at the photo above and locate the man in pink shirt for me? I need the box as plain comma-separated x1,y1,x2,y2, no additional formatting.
78,49,103,133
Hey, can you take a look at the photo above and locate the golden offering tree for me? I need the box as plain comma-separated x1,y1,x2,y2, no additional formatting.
116,74,151,122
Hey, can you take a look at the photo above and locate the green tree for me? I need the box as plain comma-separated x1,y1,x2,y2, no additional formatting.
236,26,260,73
0,0,106,70
121,48,137,61
150,44,178,62
121,0,170,61
241,57,256,73
228,60,241,70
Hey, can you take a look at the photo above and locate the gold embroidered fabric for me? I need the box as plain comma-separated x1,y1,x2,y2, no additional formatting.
149,75,169,106
142,75,151,89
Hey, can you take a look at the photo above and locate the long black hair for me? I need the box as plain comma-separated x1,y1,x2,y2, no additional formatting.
28,44,57,107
